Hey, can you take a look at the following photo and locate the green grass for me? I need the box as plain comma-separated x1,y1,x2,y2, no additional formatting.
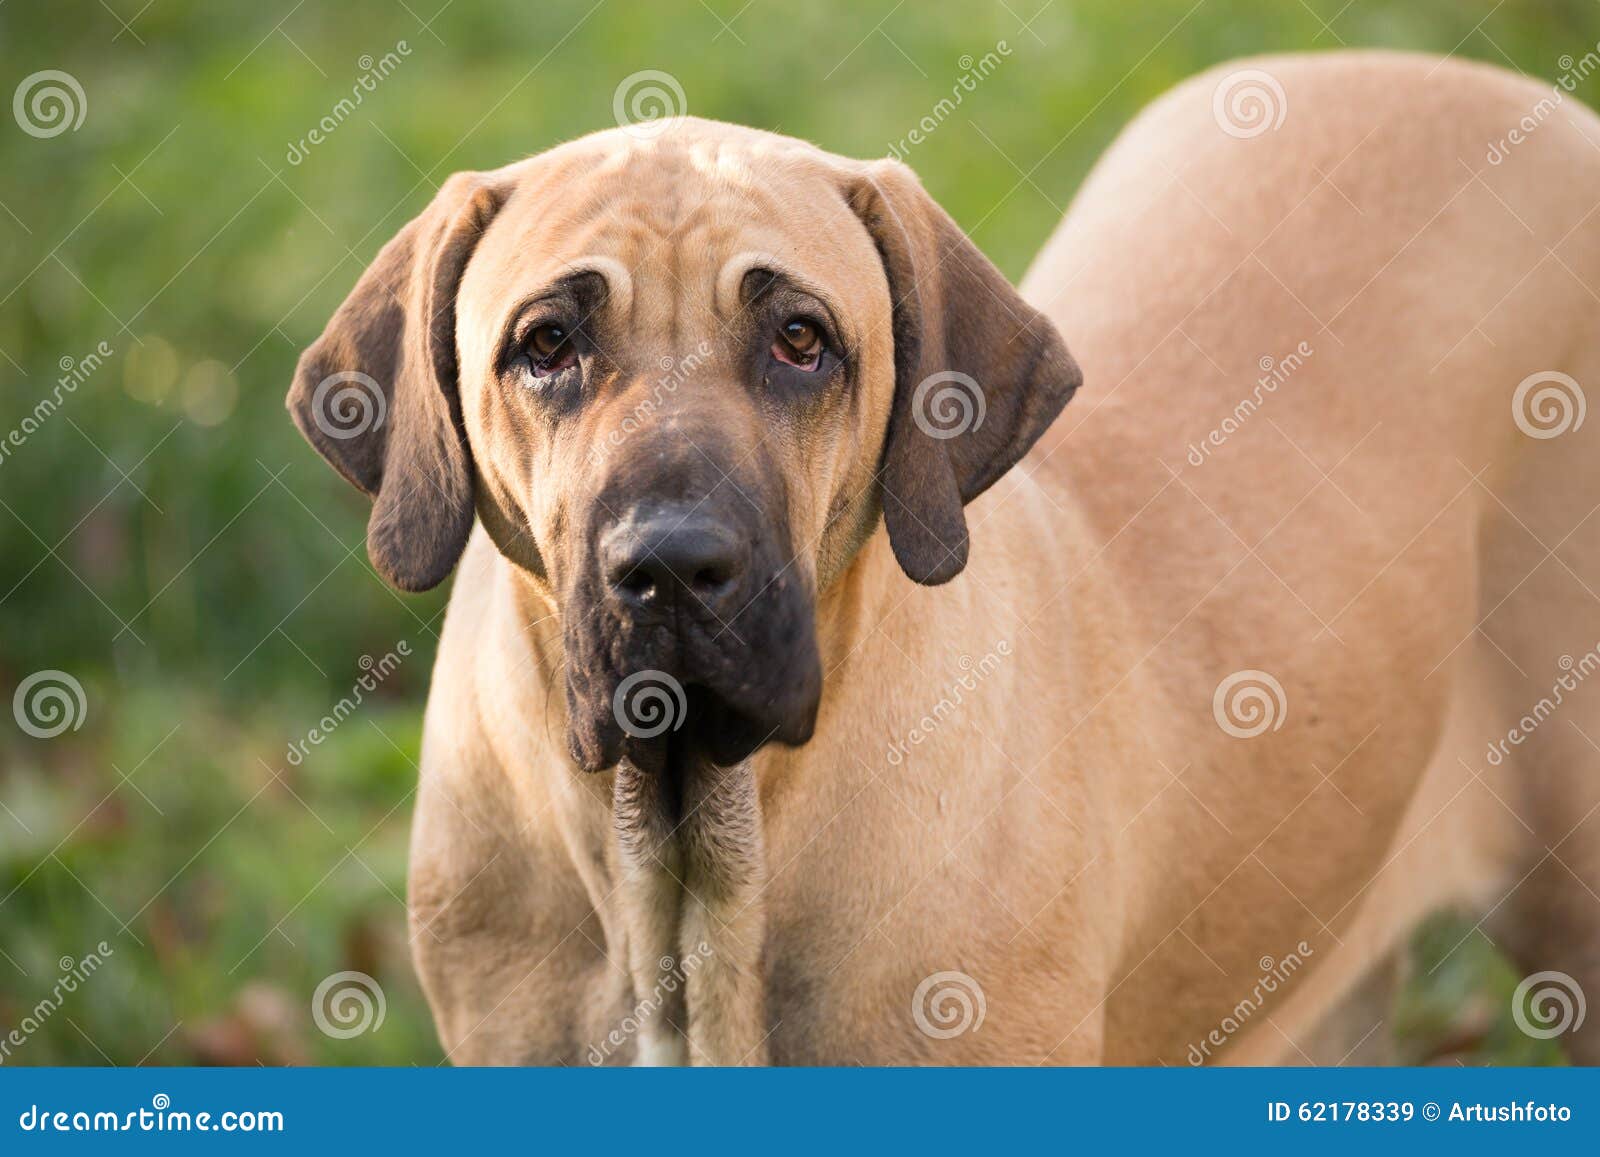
4,0,1598,1064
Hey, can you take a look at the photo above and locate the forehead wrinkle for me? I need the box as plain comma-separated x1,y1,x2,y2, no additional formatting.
718,251,849,333
551,255,633,321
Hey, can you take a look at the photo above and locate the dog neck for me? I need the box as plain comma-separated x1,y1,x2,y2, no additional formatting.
501,520,910,1065
610,753,769,1065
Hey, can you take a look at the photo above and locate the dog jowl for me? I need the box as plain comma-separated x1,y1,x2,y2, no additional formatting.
559,376,823,774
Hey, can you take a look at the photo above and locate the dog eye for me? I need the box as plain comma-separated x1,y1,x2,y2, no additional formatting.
772,318,823,370
525,323,576,378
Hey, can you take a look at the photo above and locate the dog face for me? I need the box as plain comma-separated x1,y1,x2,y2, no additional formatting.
288,119,1079,773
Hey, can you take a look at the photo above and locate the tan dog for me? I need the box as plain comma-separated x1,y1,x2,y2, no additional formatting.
290,51,1600,1065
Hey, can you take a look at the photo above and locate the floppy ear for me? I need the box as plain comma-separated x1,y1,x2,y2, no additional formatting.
287,171,509,591
843,160,1081,585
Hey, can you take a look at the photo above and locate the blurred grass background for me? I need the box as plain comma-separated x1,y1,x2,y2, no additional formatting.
0,0,1590,1065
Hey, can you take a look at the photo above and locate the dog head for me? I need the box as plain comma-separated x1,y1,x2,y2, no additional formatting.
288,119,1079,773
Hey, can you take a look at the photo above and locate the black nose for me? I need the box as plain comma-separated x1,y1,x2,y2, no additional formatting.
601,509,748,614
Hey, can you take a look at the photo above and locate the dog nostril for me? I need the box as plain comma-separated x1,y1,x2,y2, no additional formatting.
691,564,733,593
615,568,657,603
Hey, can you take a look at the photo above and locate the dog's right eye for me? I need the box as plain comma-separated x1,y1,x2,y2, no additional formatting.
771,317,826,372
522,323,577,379
529,323,566,357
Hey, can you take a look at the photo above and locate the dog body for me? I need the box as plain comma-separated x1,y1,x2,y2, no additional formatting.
295,52,1600,1064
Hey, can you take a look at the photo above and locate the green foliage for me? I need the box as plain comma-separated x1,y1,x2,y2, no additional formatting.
2,0,1594,1064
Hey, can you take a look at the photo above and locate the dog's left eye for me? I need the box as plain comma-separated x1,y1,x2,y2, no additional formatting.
772,318,823,370
524,323,577,378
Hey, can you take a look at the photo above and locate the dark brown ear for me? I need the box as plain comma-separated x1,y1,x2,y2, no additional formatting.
844,160,1081,585
287,172,509,591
